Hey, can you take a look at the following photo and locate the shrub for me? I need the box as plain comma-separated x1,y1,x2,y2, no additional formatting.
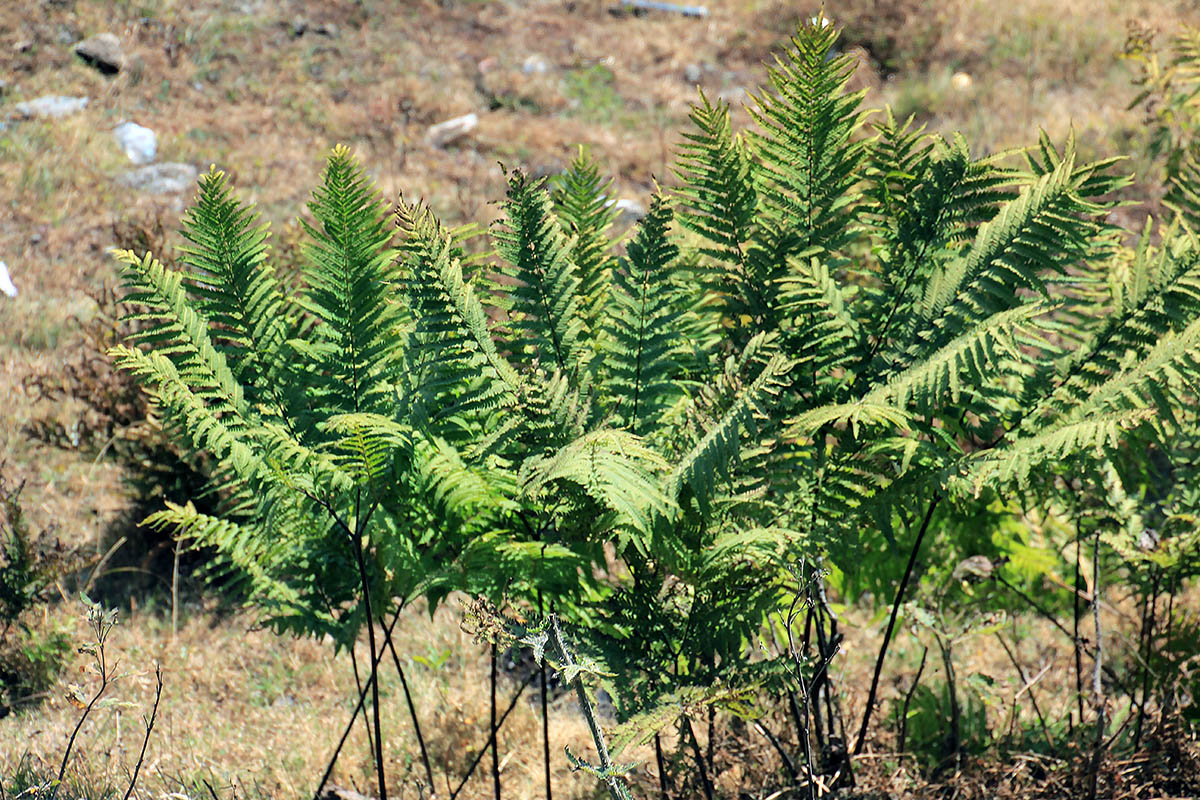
0,471,74,718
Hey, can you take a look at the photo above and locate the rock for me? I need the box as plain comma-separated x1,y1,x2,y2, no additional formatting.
522,54,549,75
951,71,973,92
683,63,703,84
290,17,339,38
57,26,82,46
113,122,157,164
116,163,198,194
612,198,646,222
0,261,16,298
74,33,124,75
11,95,89,119
0,79,7,97
427,113,478,148
718,86,749,106
317,788,374,800
618,0,708,17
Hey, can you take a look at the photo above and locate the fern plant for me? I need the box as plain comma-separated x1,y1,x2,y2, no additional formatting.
108,14,1200,798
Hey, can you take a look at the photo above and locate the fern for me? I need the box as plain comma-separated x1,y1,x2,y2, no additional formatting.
494,169,586,382
602,195,685,435
552,147,619,333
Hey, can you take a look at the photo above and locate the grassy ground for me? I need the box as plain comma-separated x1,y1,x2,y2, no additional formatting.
3,0,1200,797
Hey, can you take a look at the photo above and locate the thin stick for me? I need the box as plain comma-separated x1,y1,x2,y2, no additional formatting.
1087,528,1105,800
1073,531,1084,731
491,643,502,800
896,646,927,758
350,524,387,800
538,593,552,800
120,664,163,800
683,716,715,800
754,720,801,781
654,733,672,799
1132,567,1161,751
995,634,1052,750
313,609,404,800
449,671,536,800
381,619,437,794
546,615,631,800
853,496,940,756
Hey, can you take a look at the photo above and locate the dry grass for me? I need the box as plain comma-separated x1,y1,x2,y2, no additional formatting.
0,597,614,800
4,0,1200,797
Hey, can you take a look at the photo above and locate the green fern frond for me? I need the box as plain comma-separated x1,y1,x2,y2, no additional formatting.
300,144,401,417
603,196,685,435
495,169,586,381
748,17,868,258
523,429,674,539
673,90,758,293
115,249,250,418
552,147,619,331
109,344,260,480
178,167,291,388
914,146,1119,355
322,413,413,492
397,196,521,419
865,303,1048,411
950,409,1155,496
669,349,792,511
1033,220,1200,416
145,501,301,607
776,256,861,395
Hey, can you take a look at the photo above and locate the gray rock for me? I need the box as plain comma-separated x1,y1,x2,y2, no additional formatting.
113,121,157,164
522,54,549,75
718,86,749,106
0,261,16,298
683,63,703,84
612,198,647,222
427,113,478,148
116,163,198,194
12,95,89,119
619,0,708,17
57,26,82,46
74,33,124,75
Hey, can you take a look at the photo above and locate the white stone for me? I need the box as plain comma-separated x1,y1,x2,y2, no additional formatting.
951,72,973,91
522,55,549,75
117,162,199,194
427,113,478,148
613,198,647,222
12,95,89,119
0,261,17,298
113,121,157,164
